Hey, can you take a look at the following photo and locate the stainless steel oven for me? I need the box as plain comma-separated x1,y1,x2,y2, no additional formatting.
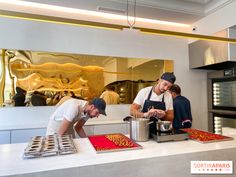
208,69,236,134
212,114,236,134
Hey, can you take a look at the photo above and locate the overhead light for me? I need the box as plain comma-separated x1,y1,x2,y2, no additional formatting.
97,6,126,15
137,27,236,44
0,0,236,43
0,10,125,31
0,0,190,28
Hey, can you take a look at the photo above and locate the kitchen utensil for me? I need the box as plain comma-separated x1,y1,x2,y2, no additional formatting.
23,134,77,159
152,129,189,143
156,121,173,132
124,117,153,142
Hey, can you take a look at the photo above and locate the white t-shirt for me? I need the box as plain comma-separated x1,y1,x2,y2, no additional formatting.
46,98,89,136
50,98,89,122
133,86,173,111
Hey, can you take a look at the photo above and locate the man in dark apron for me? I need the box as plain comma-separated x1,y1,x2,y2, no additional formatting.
130,72,176,136
142,89,166,135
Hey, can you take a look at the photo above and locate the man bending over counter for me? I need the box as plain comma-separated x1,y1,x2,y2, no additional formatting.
130,72,176,135
46,97,106,138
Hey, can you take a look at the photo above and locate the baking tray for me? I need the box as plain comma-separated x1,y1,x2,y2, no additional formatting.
88,133,142,153
181,128,233,143
23,134,77,159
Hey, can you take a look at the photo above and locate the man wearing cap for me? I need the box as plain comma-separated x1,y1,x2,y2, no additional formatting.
46,97,106,138
130,72,176,135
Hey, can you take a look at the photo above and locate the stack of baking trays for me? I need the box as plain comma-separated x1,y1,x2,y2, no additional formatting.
23,134,77,159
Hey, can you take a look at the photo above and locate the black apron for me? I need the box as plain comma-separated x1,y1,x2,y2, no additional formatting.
142,87,166,135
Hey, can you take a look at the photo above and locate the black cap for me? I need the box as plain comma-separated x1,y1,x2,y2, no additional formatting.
161,72,176,84
91,98,107,116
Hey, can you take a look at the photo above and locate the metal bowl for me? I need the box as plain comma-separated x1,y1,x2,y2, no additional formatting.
156,121,173,132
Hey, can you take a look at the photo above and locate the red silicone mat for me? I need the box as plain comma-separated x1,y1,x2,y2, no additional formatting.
181,128,233,143
88,133,142,153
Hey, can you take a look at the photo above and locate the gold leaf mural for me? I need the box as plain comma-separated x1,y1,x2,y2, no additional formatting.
10,61,104,100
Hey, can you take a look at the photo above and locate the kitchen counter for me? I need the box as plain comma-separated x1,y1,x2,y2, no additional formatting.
0,135,235,177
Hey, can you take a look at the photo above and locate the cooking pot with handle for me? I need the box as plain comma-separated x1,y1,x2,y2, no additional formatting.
129,117,153,142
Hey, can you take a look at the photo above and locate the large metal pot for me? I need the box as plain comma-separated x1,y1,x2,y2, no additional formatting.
156,121,173,132
129,118,153,142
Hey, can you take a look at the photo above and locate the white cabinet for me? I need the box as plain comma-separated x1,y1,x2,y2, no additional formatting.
93,123,128,135
11,128,46,143
75,124,128,138
0,131,11,144
2,124,128,143
83,125,94,136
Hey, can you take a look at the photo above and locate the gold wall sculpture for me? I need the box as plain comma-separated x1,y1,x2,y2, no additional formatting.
10,61,104,100
1,49,174,106
0,49,6,106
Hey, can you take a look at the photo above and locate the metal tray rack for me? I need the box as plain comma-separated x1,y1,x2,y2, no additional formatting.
58,135,77,155
23,136,44,158
23,134,77,159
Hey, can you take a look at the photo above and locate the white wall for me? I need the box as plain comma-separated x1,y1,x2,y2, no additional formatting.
0,16,208,130
192,1,236,36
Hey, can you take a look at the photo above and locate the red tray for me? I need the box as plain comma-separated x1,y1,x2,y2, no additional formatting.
88,133,142,153
181,128,233,143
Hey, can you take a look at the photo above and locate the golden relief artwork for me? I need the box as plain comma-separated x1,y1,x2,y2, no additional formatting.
0,49,174,106
0,49,6,105
10,60,104,99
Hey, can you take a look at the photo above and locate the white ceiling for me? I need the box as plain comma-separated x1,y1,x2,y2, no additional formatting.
0,0,236,33
21,0,235,24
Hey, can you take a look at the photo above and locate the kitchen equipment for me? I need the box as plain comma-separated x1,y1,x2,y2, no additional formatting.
152,129,189,143
129,117,153,142
189,29,236,70
156,121,173,132
23,134,77,159
207,70,236,133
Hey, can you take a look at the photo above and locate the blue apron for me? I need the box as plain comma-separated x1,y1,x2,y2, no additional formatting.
142,87,166,135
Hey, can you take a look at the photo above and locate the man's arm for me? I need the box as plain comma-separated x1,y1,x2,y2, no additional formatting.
58,118,71,135
162,93,174,122
164,109,174,122
130,103,144,118
74,119,87,138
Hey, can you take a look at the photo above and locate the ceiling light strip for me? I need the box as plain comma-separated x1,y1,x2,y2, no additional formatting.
0,10,125,31
0,0,190,27
137,27,236,43
1,10,236,43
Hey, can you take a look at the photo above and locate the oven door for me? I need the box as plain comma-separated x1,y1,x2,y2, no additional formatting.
208,70,236,134
212,112,236,134
212,77,236,111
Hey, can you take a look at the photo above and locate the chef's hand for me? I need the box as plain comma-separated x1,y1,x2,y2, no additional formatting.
143,109,166,119
155,109,166,119
143,108,157,118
